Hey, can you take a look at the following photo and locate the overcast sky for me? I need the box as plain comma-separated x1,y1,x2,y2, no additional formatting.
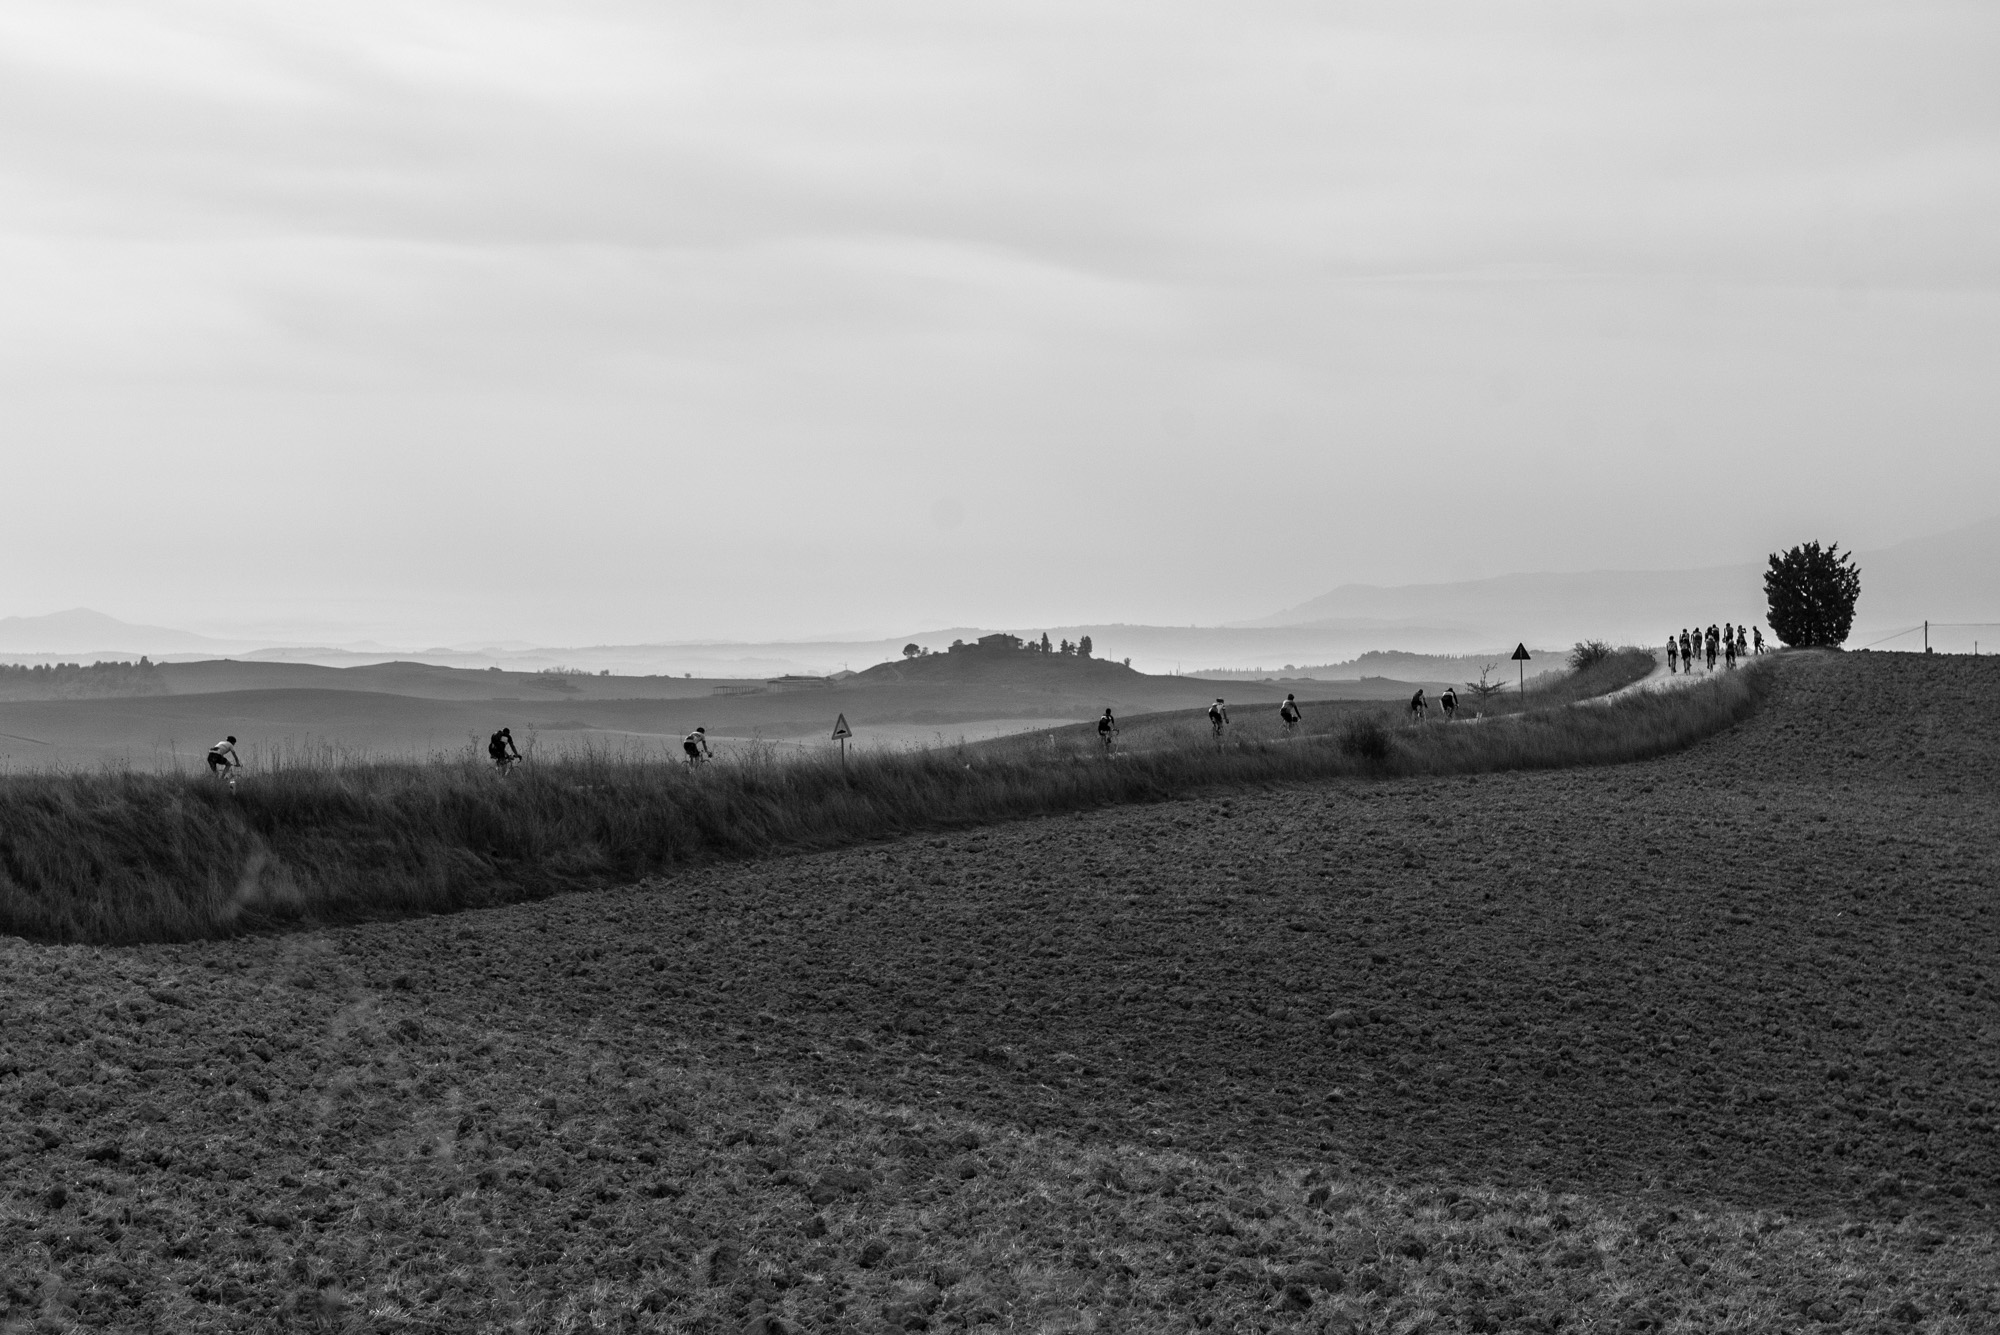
3,1,1995,644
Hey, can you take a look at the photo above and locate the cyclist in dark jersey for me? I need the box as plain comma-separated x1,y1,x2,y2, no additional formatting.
1440,686,1458,719
1097,708,1118,752
487,728,522,772
1279,694,1302,733
1206,699,1228,737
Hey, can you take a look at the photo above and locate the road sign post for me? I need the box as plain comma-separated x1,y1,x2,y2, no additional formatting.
832,713,852,771
1511,642,1531,701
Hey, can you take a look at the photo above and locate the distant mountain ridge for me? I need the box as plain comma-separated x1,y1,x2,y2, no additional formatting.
0,608,244,655
1242,514,2000,648
7,515,1993,672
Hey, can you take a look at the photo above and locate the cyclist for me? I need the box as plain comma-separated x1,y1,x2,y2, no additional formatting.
206,735,241,776
682,727,712,765
1753,626,1764,655
1278,693,1302,734
1096,708,1118,752
1206,698,1228,738
1440,686,1458,720
1667,635,1678,674
1680,629,1692,671
1409,688,1428,723
488,727,522,773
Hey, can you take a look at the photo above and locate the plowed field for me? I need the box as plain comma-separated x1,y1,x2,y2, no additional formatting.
4,650,1997,1332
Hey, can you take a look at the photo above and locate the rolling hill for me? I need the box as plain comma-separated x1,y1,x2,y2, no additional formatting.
0,647,1456,771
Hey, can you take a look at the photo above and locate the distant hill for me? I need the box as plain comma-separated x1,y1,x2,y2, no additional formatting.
0,608,243,656
856,643,1148,689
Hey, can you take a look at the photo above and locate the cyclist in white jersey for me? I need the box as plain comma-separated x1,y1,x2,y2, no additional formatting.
206,736,240,776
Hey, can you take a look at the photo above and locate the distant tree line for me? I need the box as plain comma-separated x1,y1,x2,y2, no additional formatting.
0,657,160,676
0,658,166,699
907,633,1097,659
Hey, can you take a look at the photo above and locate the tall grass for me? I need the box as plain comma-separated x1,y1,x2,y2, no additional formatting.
0,658,1766,946
1475,645,1656,714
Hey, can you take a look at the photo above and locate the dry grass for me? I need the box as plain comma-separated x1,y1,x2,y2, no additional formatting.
0,655,1762,947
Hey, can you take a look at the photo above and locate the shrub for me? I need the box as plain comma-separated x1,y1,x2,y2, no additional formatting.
1765,541,1861,648
1567,641,1613,673
1464,664,1507,703
1338,715,1392,761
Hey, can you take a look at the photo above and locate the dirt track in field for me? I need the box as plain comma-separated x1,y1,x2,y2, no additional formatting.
3,650,1998,1329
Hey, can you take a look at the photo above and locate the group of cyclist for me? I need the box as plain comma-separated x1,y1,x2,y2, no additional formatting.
1091,689,1394,753
485,725,712,774
1668,622,1763,674
518,725,709,771
201,618,1772,784
211,684,1485,778
209,724,721,782
1406,686,1459,722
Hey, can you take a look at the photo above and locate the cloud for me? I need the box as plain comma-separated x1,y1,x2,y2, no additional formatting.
0,0,1996,640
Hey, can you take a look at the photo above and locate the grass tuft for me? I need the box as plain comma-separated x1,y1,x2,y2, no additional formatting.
1336,714,1392,762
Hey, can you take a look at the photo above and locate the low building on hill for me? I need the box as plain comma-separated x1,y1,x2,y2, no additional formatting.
975,633,1024,651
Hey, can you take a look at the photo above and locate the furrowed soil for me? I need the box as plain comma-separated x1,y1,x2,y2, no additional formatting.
3,651,1997,1332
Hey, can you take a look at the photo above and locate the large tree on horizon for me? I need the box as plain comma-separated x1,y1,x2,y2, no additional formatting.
1765,540,1861,648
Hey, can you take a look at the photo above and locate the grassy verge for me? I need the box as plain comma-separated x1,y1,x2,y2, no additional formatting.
1479,645,1658,714
0,660,1767,946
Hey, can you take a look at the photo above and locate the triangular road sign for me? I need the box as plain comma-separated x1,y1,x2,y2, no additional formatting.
831,714,852,740
1511,643,1531,661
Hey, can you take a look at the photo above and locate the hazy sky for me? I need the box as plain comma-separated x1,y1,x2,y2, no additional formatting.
3,1,1996,644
